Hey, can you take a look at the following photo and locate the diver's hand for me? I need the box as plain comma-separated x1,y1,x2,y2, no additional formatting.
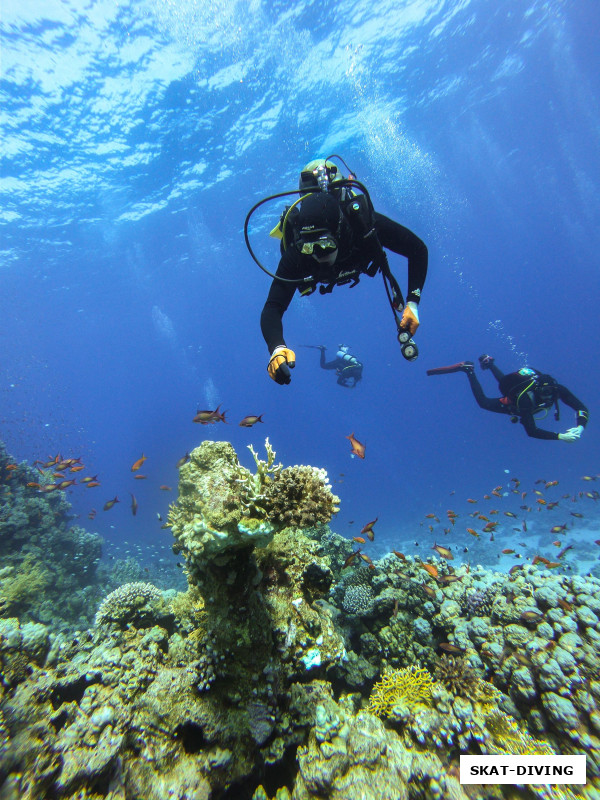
558,426,583,442
400,301,420,335
268,346,296,385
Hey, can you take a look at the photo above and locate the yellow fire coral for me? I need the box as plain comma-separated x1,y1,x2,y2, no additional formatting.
368,665,434,718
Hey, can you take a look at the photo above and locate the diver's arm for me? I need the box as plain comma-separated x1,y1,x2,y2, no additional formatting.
557,385,589,428
260,265,296,353
374,213,428,304
520,414,559,440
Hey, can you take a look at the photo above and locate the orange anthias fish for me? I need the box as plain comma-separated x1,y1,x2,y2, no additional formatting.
193,405,228,425
131,454,147,472
466,528,480,538
420,563,439,579
103,496,120,511
159,485,172,491
393,551,406,561
360,517,378,540
239,414,264,427
353,536,366,544
346,432,365,459
432,543,453,560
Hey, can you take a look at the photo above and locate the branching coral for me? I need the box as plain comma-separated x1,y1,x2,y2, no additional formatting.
368,665,434,718
433,655,483,698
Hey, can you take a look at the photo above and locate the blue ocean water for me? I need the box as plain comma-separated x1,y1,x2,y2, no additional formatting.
1,0,599,573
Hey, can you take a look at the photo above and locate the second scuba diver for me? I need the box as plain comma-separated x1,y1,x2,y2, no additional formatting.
427,354,589,441
315,344,363,388
254,157,428,385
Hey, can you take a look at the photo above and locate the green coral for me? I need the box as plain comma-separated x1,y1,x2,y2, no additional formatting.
0,554,50,612
368,665,434,718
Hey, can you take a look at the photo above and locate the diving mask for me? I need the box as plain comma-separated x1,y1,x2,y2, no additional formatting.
297,231,338,256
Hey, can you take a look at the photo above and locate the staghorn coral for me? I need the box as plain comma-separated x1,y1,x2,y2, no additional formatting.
433,655,482,698
368,665,434,718
94,582,164,628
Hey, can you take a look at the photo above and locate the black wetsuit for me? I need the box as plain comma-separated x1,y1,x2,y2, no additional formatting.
320,349,363,388
260,212,427,353
466,363,589,440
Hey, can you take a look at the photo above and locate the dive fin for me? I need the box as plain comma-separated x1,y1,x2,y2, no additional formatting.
269,222,283,239
426,362,471,376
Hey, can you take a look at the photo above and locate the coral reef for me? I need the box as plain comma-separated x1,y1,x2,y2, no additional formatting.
0,441,105,632
1,436,599,800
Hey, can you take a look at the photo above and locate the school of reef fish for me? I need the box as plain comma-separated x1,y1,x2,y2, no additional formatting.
1,433,600,800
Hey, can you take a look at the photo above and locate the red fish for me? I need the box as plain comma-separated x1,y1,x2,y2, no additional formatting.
159,485,172,491
432,543,453,560
346,432,365,459
131,454,147,472
360,517,378,540
193,405,227,425
239,414,264,427
103,496,120,511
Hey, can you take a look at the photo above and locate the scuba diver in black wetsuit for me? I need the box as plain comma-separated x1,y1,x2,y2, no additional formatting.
316,344,363,388
244,156,428,386
427,354,589,442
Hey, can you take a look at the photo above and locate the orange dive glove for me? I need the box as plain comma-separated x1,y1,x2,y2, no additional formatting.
400,301,420,335
268,346,296,385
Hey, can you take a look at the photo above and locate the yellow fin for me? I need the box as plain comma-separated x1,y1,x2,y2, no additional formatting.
269,223,283,239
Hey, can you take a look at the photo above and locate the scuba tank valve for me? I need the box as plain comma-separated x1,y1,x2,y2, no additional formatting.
314,163,330,192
